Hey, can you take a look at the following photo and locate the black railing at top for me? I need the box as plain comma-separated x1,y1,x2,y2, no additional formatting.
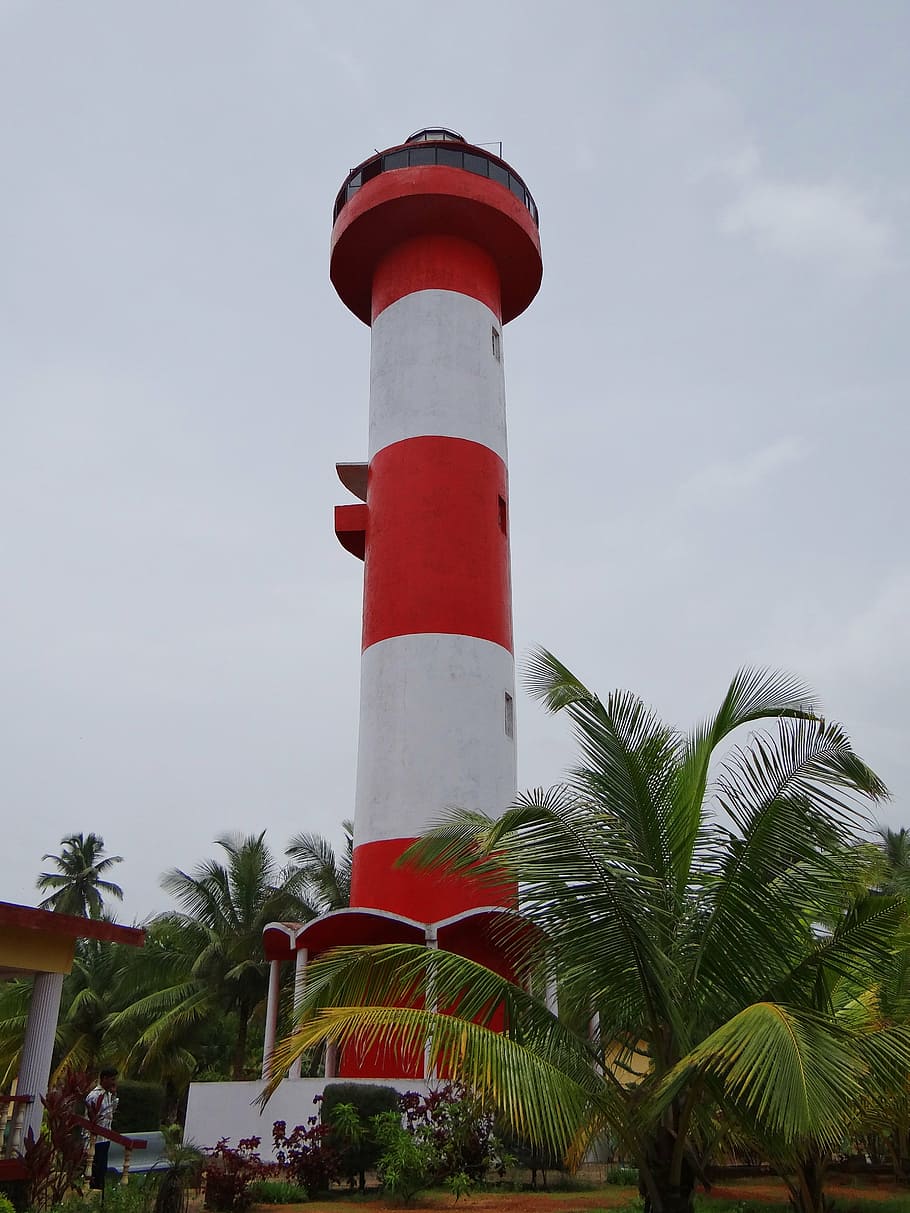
333,142,539,227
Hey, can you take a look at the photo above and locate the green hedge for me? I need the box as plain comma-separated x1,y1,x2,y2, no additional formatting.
114,1080,165,1131
321,1082,400,1189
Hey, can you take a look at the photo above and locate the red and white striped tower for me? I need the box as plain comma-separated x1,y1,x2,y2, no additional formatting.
264,129,542,1079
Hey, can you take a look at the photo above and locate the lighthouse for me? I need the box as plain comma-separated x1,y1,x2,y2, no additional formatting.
264,128,542,1079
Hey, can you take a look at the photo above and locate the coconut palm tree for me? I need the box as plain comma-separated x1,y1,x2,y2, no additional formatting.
0,935,137,1085
285,820,353,913
875,826,910,894
265,653,908,1213
110,832,313,1080
37,832,124,918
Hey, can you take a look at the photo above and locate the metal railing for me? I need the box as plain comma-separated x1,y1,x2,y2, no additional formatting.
334,141,539,227
0,1094,33,1159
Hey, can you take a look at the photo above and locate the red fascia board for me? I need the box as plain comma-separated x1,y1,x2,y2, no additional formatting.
0,902,145,947
72,1116,147,1149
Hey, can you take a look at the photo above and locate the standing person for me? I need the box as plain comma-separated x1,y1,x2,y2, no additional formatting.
85,1067,119,1190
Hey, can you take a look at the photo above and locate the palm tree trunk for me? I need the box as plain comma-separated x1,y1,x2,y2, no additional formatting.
641,1126,696,1213
790,1152,832,1213
232,1004,250,1080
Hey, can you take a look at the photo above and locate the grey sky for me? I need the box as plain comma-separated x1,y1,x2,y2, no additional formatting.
2,2,907,923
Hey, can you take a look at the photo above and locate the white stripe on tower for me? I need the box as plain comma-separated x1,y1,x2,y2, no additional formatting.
368,289,507,462
354,633,516,848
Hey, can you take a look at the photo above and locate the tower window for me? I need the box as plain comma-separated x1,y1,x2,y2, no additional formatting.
498,495,508,535
504,692,514,738
491,326,501,361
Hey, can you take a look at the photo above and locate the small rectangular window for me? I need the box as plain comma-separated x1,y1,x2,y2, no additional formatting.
498,494,508,535
504,692,514,738
491,326,501,361
384,150,408,170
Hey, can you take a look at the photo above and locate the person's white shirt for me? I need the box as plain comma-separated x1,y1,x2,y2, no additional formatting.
86,1085,118,1130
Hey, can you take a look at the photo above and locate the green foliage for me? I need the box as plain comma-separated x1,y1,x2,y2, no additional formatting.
321,1083,400,1189
44,1184,161,1213
400,1087,505,1184
0,1194,15,1213
153,1168,190,1213
372,1111,435,1206
607,1166,640,1185
285,822,353,914
115,1081,165,1131
22,1070,93,1211
245,1179,309,1204
109,832,318,1082
265,658,905,1213
37,832,124,918
446,1171,474,1201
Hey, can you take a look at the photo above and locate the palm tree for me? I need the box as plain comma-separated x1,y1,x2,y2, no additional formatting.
37,833,124,918
110,832,313,1080
0,935,137,1086
266,653,908,1213
285,820,353,913
876,826,910,893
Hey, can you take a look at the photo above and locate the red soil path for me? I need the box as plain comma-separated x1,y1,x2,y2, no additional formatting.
259,1175,910,1213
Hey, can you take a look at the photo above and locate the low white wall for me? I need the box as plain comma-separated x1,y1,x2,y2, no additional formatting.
185,1077,429,1160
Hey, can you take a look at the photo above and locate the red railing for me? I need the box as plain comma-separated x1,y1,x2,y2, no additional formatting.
71,1117,148,1186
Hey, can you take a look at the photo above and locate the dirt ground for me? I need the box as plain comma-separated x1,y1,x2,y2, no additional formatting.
247,1174,910,1213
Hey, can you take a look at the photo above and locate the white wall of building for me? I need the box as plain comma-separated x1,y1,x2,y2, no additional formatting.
185,1077,430,1159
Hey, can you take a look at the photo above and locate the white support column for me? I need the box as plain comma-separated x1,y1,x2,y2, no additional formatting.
589,1010,602,1074
545,968,559,1017
288,949,308,1080
260,958,281,1080
19,971,65,1142
324,1042,338,1079
424,925,438,1081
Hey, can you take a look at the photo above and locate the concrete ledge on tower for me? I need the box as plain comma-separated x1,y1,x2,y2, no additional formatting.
331,165,542,325
336,462,368,502
334,503,367,560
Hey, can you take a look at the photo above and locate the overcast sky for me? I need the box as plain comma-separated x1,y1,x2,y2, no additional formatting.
2,2,908,923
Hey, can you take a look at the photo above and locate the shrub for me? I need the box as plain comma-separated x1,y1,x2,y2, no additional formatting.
246,1179,308,1204
400,1085,504,1184
607,1165,640,1185
372,1112,435,1206
203,1138,265,1212
21,1069,93,1210
271,1117,339,1198
321,1083,400,1190
0,1195,15,1213
115,1083,166,1132
446,1172,474,1202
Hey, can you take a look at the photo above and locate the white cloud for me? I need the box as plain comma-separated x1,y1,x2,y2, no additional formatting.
679,436,807,507
717,144,893,273
812,572,910,690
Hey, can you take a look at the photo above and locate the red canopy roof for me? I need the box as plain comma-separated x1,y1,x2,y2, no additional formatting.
0,901,145,947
